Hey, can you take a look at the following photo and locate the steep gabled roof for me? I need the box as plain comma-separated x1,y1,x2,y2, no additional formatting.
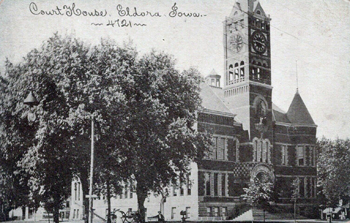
272,103,290,123
199,82,235,117
286,91,315,126
253,1,267,17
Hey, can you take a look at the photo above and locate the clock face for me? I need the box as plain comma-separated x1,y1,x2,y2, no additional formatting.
252,31,267,54
229,34,243,52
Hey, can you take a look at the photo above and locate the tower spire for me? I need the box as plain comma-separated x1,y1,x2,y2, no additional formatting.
296,60,299,93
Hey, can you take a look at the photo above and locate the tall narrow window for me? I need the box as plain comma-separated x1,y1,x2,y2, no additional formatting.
217,138,224,160
211,137,218,159
281,145,288,165
221,173,226,196
252,68,256,80
77,182,80,201
299,177,305,197
240,61,244,79
297,146,305,166
205,173,211,196
229,64,234,83
187,174,192,195
74,183,77,201
234,63,239,80
262,142,267,162
309,147,315,166
214,173,218,196
257,140,262,162
313,178,317,198
130,179,134,198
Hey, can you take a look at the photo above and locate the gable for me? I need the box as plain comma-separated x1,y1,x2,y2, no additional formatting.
229,2,245,18
253,2,267,17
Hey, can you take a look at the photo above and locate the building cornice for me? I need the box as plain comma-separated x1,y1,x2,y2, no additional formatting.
199,108,236,118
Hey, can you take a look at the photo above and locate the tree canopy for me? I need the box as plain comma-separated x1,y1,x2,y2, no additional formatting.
0,33,211,223
242,178,273,208
317,137,350,207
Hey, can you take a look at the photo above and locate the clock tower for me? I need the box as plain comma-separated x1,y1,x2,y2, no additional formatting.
223,0,272,142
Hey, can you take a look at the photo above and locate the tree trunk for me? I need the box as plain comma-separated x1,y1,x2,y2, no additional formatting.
53,203,60,223
79,168,90,223
136,182,148,223
22,206,25,220
107,176,111,223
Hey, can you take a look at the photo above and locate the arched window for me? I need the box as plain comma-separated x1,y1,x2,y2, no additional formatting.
240,61,245,78
77,182,80,201
234,63,239,80
251,68,256,80
229,64,234,82
257,140,262,162
74,183,77,200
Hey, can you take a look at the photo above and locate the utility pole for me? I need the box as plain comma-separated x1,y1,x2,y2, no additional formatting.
88,116,94,223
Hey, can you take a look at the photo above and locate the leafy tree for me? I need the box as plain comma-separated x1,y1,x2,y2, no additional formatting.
317,137,350,207
242,178,273,221
85,39,212,222
107,50,212,222
0,33,211,223
0,65,39,220
0,33,97,223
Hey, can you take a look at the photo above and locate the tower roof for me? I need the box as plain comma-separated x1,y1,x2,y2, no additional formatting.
229,0,268,16
206,69,220,78
286,91,315,125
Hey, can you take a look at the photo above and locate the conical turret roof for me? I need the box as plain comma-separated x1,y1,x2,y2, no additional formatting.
286,91,315,125
207,69,220,78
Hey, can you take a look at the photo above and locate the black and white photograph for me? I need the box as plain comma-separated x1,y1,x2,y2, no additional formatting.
0,0,350,222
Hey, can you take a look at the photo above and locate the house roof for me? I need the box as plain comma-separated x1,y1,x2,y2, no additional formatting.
286,91,315,126
199,82,235,117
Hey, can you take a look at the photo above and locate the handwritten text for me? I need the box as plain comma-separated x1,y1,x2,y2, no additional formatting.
116,4,161,17
29,2,107,17
169,3,206,18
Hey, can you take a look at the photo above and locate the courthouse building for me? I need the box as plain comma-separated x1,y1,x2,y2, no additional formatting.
70,0,317,221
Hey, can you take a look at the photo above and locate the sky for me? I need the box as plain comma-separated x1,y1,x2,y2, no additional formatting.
0,0,349,139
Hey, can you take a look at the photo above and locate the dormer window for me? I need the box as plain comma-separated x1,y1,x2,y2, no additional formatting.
256,10,261,15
